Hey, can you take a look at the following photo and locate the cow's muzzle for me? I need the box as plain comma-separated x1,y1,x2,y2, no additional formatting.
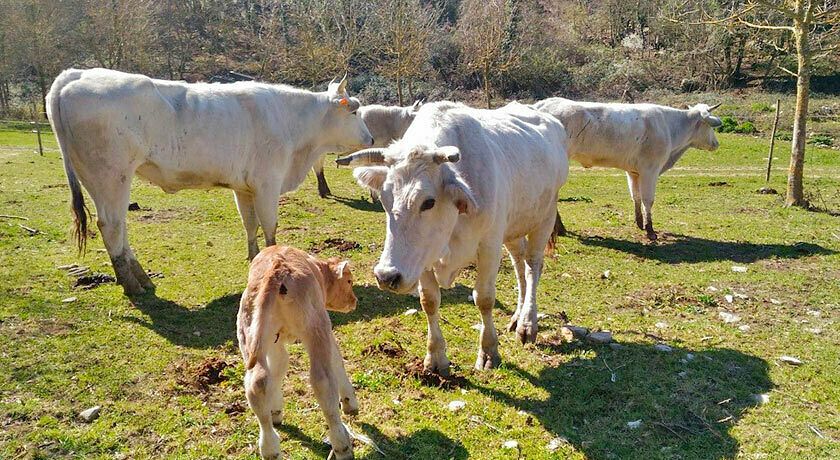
374,267,402,292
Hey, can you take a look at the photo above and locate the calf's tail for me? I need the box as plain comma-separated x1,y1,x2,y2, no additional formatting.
245,272,291,370
46,70,89,254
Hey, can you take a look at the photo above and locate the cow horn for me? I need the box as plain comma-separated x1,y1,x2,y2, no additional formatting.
708,103,721,112
337,73,349,94
336,148,387,166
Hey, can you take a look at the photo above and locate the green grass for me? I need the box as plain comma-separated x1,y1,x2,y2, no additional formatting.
1,130,838,459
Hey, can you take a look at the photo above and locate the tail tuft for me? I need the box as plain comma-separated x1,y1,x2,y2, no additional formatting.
544,210,565,256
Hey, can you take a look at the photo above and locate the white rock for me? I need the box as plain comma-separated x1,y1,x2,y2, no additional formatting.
392,399,402,406
562,325,589,340
733,292,749,300
685,353,695,361
655,321,668,329
654,344,673,353
447,400,466,412
502,440,519,450
807,310,821,317
467,294,474,302
561,272,572,278
724,294,734,303
61,297,77,303
537,313,548,320
547,437,568,452
627,419,642,429
192,331,201,337
609,343,624,351
769,298,782,305
732,265,748,273
779,356,803,366
78,406,101,422
719,311,741,323
707,286,719,292
601,270,611,279
677,371,687,377
738,325,751,332
471,323,482,330
586,331,613,344
403,309,418,316
752,393,770,405
806,327,822,335
517,410,529,417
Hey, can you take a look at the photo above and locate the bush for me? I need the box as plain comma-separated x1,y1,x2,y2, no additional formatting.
751,102,774,113
718,116,739,133
808,134,834,147
735,121,757,134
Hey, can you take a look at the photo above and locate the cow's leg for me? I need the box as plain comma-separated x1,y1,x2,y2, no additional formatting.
473,243,502,370
254,190,280,249
313,155,331,198
626,172,643,230
235,191,261,260
328,335,359,415
419,269,450,376
303,334,353,460
505,238,527,333
639,173,658,240
88,178,144,295
267,343,289,426
244,364,282,460
517,215,555,344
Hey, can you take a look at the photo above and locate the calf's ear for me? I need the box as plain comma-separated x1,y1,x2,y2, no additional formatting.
444,173,477,215
353,166,388,193
333,260,351,278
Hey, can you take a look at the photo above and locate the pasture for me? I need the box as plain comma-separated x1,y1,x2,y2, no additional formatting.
1,127,838,459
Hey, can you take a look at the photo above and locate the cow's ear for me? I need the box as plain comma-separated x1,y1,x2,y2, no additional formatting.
704,114,723,128
444,173,477,215
353,166,388,193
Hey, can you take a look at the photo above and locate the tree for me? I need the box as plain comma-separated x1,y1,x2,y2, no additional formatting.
672,0,839,208
79,0,158,72
456,0,521,108
372,0,438,105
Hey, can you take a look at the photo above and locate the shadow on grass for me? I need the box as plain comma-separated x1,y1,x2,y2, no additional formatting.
123,293,241,348
330,194,383,213
279,423,468,460
467,341,772,459
578,232,835,264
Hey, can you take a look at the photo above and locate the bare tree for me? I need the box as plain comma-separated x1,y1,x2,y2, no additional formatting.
80,0,157,71
456,0,521,108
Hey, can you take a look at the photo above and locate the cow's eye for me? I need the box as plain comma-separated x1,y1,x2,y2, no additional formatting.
420,198,436,212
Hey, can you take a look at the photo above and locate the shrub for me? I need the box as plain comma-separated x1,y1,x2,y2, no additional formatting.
808,134,834,147
735,121,757,134
751,102,774,113
718,116,739,133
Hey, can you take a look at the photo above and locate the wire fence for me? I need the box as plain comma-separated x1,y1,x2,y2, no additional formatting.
0,113,52,156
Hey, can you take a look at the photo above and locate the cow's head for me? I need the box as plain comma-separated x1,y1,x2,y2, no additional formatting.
323,75,374,150
324,258,357,313
687,103,722,151
345,144,477,294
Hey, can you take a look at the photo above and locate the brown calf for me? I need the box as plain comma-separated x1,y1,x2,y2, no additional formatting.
237,245,358,459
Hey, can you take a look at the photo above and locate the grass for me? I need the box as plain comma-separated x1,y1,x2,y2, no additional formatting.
1,128,838,459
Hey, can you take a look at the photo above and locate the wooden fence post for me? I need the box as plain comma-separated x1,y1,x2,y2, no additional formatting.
765,98,781,183
31,98,43,156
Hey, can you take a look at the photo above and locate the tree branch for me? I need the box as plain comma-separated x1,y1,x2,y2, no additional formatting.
777,65,798,78
736,17,795,31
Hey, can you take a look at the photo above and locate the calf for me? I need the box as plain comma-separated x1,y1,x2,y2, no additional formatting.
312,100,422,198
534,98,721,240
237,246,358,460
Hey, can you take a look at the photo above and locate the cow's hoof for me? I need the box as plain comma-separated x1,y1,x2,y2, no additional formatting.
646,231,658,241
475,349,501,370
506,315,520,333
516,323,538,344
271,409,283,426
423,354,451,377
341,396,359,416
121,281,146,297
331,447,354,460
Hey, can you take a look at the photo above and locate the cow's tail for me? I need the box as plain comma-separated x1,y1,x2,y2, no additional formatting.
46,70,89,254
245,271,288,370
545,210,565,256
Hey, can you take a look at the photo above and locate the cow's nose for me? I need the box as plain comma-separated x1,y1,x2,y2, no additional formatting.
374,268,402,291
370,137,376,146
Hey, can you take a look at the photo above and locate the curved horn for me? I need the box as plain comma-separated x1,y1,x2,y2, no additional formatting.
337,73,349,94
336,148,387,167
708,102,721,112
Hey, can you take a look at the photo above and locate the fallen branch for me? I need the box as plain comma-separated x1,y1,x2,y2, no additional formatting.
0,214,28,220
18,224,39,235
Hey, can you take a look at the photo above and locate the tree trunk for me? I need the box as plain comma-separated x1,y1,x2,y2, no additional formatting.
483,63,491,109
786,20,810,207
396,75,404,106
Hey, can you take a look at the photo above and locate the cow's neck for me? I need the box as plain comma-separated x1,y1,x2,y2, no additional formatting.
662,111,697,169
276,92,334,192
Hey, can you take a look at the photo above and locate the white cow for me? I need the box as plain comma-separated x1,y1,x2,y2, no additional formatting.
311,100,422,198
47,68,373,295
338,101,569,374
533,97,721,240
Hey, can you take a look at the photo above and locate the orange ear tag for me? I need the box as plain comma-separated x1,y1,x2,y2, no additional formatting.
339,98,349,106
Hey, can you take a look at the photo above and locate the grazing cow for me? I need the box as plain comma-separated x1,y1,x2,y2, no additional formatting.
311,100,422,198
338,101,569,374
533,97,721,240
46,68,373,295
238,245,358,460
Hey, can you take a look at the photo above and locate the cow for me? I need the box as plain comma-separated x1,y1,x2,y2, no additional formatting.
533,97,721,240
337,101,569,374
311,100,422,198
46,68,373,295
238,245,358,460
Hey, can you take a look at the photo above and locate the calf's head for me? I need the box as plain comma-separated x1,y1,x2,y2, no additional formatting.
687,103,722,151
350,144,477,294
321,75,374,150
323,258,357,313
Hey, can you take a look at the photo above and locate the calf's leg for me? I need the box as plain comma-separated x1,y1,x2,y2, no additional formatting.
235,191,260,260
303,334,353,460
244,364,282,460
419,269,450,376
473,243,503,370
267,344,289,426
328,337,359,415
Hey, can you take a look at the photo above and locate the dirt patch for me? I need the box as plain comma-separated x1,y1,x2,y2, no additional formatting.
40,183,67,190
708,181,730,187
175,357,229,392
134,208,192,224
224,400,246,416
362,341,406,358
310,237,361,253
73,273,116,290
403,357,467,389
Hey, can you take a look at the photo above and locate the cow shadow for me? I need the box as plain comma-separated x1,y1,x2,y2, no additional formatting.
330,194,383,213
463,341,772,459
123,292,240,348
279,423,467,459
577,232,835,264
